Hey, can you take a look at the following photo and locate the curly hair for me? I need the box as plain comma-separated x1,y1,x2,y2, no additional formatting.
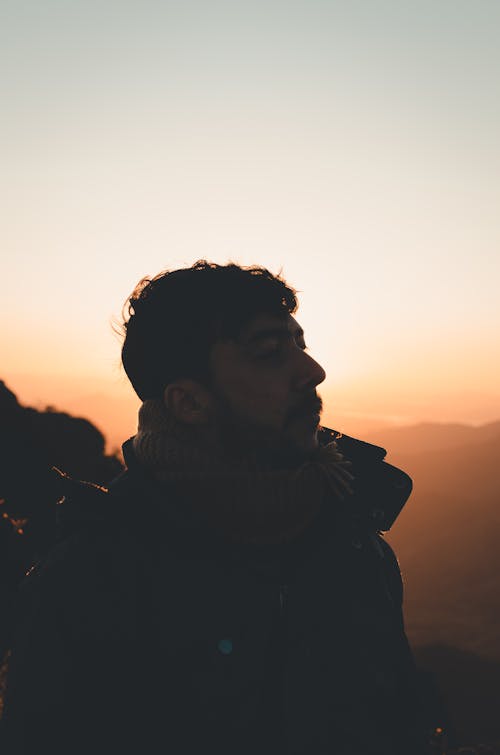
121,260,298,400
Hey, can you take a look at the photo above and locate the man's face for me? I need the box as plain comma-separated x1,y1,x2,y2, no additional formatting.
208,313,326,465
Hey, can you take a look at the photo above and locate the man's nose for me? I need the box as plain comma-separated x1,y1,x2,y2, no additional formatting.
294,351,327,392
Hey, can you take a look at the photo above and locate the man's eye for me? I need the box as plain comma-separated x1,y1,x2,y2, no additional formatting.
254,340,307,359
256,348,281,359
255,341,281,359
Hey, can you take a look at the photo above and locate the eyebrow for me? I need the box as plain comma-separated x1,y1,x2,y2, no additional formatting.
242,326,305,345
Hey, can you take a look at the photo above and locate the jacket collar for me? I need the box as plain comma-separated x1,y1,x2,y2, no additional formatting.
321,428,412,530
120,426,412,533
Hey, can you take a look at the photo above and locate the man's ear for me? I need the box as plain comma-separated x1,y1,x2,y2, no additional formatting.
163,379,213,425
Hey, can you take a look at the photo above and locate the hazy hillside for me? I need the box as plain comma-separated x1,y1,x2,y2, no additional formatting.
366,423,500,661
362,421,500,744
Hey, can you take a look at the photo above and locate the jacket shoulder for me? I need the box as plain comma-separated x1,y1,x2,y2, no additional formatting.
17,471,143,617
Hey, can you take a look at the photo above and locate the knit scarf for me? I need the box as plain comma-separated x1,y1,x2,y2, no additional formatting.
133,399,355,545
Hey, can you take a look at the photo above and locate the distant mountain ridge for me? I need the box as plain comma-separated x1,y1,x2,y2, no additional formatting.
363,419,500,457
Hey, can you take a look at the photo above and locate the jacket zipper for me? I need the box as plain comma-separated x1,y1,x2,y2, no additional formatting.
279,583,289,615
276,584,289,750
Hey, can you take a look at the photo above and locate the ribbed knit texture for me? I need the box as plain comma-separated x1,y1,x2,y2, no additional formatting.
133,399,355,545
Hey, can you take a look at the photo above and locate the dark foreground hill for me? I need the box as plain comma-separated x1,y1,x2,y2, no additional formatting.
0,379,122,501
0,380,123,658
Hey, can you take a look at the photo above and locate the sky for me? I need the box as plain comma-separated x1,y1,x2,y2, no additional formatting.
1,0,499,449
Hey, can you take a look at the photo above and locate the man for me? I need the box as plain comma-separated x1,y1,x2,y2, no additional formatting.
3,261,426,754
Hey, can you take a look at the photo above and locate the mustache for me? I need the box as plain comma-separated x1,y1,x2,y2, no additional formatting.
287,394,323,422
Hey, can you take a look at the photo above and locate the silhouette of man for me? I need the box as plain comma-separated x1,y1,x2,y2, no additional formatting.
2,261,426,754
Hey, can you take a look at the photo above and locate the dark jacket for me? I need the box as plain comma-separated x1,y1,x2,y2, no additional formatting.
2,429,426,755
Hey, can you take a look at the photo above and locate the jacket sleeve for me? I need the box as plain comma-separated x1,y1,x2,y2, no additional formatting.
1,535,140,755
376,534,404,612
2,555,75,754
374,534,431,754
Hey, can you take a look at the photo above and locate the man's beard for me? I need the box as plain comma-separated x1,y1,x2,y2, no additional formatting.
211,392,323,469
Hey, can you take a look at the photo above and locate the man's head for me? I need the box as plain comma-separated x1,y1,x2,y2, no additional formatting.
122,261,326,462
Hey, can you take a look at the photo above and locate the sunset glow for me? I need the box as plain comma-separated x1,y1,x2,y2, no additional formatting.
2,1,499,449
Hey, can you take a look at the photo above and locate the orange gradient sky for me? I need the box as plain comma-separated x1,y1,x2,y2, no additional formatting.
2,1,499,450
